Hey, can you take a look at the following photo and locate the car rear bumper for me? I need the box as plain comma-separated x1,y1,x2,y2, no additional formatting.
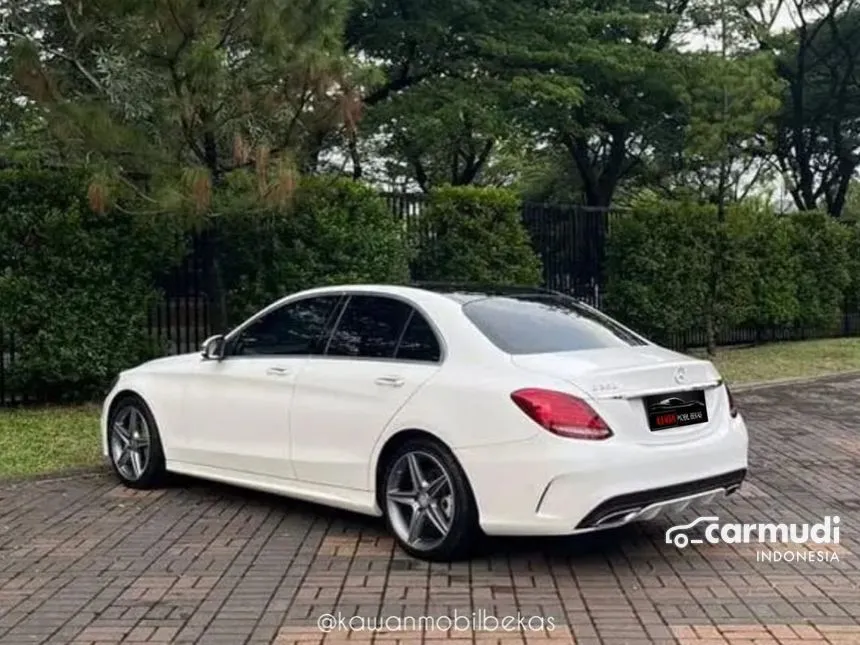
455,414,749,536
571,468,745,532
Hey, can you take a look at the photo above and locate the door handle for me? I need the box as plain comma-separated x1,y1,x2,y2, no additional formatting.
375,375,405,388
266,366,292,377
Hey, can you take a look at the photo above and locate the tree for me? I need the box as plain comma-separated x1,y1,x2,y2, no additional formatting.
474,0,695,208
696,51,783,353
744,0,860,217
3,0,354,327
344,0,697,203
358,76,514,191
346,0,480,111
643,0,783,354
3,0,353,195
658,52,782,207
344,0,524,190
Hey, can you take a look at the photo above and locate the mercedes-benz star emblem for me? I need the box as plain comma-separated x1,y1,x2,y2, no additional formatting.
674,367,687,384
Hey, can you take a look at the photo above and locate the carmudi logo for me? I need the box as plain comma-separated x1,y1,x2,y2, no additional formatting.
666,515,843,564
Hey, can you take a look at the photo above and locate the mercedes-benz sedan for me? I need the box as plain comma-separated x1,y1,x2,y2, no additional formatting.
102,284,748,560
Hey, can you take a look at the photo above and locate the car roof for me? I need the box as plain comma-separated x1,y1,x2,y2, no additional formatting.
412,282,561,304
285,282,566,307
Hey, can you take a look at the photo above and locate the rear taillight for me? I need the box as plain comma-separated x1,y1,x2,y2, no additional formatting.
726,385,739,418
511,388,613,440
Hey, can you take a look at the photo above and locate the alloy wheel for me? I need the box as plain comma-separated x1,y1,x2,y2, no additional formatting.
385,450,455,551
110,406,152,481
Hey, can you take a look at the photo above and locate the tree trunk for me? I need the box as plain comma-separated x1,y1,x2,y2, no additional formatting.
706,159,729,357
201,226,228,334
348,134,362,180
199,123,229,333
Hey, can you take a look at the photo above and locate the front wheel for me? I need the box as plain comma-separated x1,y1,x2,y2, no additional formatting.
107,395,166,489
382,438,479,561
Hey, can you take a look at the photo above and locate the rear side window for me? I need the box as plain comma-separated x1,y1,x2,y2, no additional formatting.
395,312,441,362
461,295,646,355
326,295,412,358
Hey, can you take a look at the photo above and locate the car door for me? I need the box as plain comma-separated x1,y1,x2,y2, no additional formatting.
175,294,343,480
289,294,443,490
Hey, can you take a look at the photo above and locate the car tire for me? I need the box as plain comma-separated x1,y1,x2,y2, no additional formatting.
107,395,167,490
381,437,479,561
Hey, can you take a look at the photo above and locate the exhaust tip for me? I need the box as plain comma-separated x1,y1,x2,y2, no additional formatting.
594,507,641,527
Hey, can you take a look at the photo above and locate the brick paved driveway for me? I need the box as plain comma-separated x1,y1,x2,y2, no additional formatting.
1,376,859,645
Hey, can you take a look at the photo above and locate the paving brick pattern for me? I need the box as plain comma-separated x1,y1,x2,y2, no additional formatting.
1,375,859,644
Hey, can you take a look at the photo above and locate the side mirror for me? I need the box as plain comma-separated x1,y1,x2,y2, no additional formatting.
201,335,226,361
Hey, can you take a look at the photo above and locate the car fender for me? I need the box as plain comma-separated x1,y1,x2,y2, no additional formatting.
101,370,184,459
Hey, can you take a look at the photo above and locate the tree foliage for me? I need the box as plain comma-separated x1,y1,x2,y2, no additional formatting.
5,0,860,215
358,76,512,191
744,1,860,217
3,0,353,206
663,51,783,204
483,0,694,208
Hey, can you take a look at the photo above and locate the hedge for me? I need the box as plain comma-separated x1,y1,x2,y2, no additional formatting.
0,169,185,400
604,197,717,344
605,197,856,346
411,185,543,285
215,175,411,324
791,210,852,330
848,224,860,313
722,199,799,332
0,173,413,398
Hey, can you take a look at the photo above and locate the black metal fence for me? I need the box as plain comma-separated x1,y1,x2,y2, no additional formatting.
521,202,611,304
148,230,212,358
664,312,860,351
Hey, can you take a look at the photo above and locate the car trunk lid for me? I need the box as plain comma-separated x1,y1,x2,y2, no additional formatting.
511,346,726,443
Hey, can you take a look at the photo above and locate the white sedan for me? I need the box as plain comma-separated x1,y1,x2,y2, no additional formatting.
101,284,748,560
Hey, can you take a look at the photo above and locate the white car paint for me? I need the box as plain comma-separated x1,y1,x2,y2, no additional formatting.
288,356,439,489
101,284,749,535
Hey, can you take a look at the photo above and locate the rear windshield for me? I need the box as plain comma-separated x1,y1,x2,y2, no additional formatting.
460,294,647,354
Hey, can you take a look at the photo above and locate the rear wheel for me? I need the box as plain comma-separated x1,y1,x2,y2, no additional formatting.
107,396,166,489
382,438,478,561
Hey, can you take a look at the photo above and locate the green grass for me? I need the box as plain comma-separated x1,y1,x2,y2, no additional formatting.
693,337,860,384
0,405,102,479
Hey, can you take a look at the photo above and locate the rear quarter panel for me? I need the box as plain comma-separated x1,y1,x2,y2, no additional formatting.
367,362,585,489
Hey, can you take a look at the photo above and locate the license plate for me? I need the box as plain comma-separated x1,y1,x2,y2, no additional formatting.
644,390,708,431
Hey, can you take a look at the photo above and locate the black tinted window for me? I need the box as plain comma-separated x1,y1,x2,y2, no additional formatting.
395,312,441,362
232,296,341,356
462,295,646,354
326,296,412,358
